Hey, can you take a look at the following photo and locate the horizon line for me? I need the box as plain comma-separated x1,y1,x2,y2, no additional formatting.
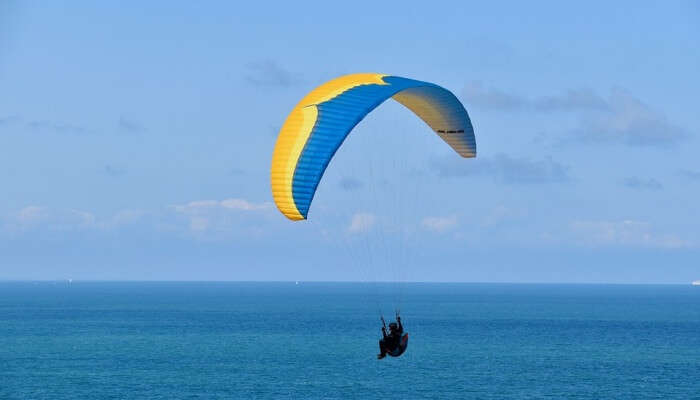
0,279,696,285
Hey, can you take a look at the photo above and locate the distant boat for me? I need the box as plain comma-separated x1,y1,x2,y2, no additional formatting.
693,280,700,286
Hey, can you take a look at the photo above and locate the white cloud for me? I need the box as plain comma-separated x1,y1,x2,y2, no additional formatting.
109,209,144,226
71,210,96,226
422,216,457,233
480,206,527,227
348,213,376,233
220,198,272,211
172,198,271,215
172,200,219,214
16,206,48,224
4,206,96,232
570,220,692,248
2,197,270,236
170,198,272,234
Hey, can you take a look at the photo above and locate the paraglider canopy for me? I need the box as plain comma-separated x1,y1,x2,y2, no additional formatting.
270,73,476,221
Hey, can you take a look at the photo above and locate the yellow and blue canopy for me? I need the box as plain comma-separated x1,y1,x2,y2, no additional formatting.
271,73,476,221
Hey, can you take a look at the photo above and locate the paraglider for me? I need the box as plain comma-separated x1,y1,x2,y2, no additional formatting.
270,73,476,358
378,313,408,359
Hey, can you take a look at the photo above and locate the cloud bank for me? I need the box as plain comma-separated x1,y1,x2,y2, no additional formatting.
621,177,662,190
422,215,458,233
569,220,692,249
463,83,689,146
431,154,570,184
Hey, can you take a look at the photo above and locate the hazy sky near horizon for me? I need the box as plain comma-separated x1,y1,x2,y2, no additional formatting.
1,1,698,282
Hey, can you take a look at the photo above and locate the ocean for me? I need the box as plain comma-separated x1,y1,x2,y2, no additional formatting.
1,282,698,399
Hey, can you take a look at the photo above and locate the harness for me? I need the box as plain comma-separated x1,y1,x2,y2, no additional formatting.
387,333,409,357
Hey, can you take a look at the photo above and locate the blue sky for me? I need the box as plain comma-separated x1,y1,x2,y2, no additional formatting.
1,1,698,282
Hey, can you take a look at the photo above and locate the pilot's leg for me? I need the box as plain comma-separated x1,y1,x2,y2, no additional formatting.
378,339,387,357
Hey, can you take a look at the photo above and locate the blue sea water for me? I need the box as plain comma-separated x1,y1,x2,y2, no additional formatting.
1,282,699,399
